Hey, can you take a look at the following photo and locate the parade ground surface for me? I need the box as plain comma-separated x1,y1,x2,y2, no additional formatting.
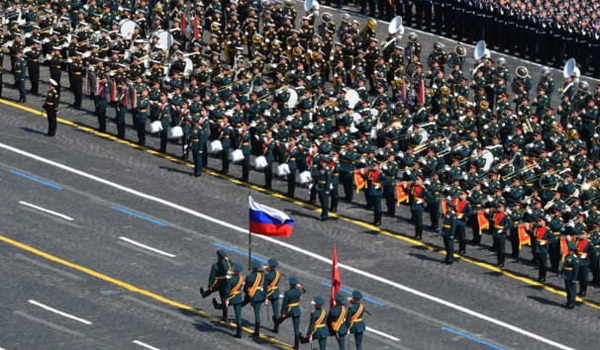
2,2,600,350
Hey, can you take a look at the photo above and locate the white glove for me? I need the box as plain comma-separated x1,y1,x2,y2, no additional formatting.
503,186,511,192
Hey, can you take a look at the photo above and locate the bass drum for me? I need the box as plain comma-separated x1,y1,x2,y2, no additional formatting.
119,19,136,40
168,126,184,139
229,149,245,162
298,170,312,184
344,88,360,109
183,58,194,78
254,156,268,170
146,120,163,133
208,140,223,154
287,88,298,109
155,30,174,50
277,163,291,176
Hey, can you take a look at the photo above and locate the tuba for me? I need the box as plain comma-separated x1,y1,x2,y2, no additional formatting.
515,66,529,79
321,12,333,23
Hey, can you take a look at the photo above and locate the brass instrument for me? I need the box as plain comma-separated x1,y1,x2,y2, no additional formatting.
515,66,529,79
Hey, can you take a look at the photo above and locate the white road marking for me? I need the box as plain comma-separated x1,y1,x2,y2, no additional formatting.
0,142,574,350
28,299,92,325
119,237,176,258
18,201,74,221
366,326,400,342
132,340,161,350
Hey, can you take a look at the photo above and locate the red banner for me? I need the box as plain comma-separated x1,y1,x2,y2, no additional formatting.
193,16,200,40
330,244,341,309
354,170,366,193
477,211,489,235
418,79,425,106
518,224,531,248
396,183,409,205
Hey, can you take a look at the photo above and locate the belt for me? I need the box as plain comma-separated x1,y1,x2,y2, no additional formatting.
138,109,147,112
28,59,38,62
443,224,451,228
563,267,573,270
191,140,199,142
494,225,504,229
579,253,588,259
318,180,327,184
46,102,54,105
242,142,250,145
215,276,227,280
73,72,82,75
553,231,561,236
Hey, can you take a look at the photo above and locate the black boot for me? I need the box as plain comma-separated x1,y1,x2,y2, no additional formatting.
253,321,260,336
199,287,208,298
374,212,381,226
235,322,242,338
272,315,279,333
222,305,228,321
212,298,223,309
415,227,423,240
294,335,300,349
580,285,587,297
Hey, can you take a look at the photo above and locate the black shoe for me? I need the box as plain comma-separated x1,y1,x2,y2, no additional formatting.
498,263,505,269
235,324,242,338
212,298,223,309
253,321,260,336
459,250,466,255
272,315,279,333
537,278,545,282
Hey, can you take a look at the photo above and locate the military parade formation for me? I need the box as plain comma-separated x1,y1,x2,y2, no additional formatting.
1,0,600,323
199,251,366,349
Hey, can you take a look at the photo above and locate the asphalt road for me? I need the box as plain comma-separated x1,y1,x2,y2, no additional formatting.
2,2,600,350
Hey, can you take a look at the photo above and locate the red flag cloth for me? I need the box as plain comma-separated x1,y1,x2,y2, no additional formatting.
194,16,200,40
396,183,409,205
330,244,341,309
400,77,406,102
180,13,186,34
418,79,425,106
517,224,531,248
354,169,366,193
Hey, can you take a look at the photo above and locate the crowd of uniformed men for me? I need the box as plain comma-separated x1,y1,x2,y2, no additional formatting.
198,251,366,349
1,0,600,311
343,0,600,77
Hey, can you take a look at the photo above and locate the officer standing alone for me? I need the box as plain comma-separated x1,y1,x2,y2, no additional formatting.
43,79,60,137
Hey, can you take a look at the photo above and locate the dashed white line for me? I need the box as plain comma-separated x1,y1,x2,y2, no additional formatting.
18,201,74,221
119,237,176,258
1,142,574,349
132,340,161,350
28,299,92,325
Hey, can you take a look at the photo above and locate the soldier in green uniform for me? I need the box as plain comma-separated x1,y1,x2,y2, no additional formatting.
43,79,60,137
426,173,442,230
301,296,328,350
347,290,366,350
409,175,428,240
264,258,282,333
491,202,510,268
368,162,385,226
441,200,457,264
562,242,579,309
199,250,231,321
135,88,149,146
315,157,332,221
532,217,554,282
280,276,306,349
328,292,348,350
339,141,358,202
242,259,264,335
13,50,27,102
115,83,128,139
190,112,208,177
381,154,398,217
212,262,244,338
576,230,595,297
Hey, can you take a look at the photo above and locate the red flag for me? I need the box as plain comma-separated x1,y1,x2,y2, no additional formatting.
180,13,186,34
330,244,341,309
354,169,366,193
400,77,406,102
418,79,425,106
193,16,200,40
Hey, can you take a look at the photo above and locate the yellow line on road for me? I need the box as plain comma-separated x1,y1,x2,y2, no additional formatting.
3,98,600,311
0,235,292,349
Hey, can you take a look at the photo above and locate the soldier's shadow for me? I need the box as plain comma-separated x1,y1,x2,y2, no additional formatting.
20,127,46,136
527,295,565,307
408,252,444,263
159,165,192,175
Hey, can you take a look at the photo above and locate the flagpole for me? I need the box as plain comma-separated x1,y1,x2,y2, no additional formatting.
248,191,252,271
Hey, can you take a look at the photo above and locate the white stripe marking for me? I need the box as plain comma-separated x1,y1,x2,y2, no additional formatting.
1,142,573,349
367,326,400,341
119,237,176,258
19,201,74,221
132,340,161,350
28,299,92,325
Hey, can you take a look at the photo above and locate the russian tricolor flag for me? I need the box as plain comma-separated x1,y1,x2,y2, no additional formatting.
249,196,295,237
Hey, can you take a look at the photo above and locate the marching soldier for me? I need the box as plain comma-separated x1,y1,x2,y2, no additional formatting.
454,190,473,255
43,79,60,137
328,292,348,350
190,110,208,177
264,258,282,333
212,262,244,338
115,83,128,139
368,161,385,226
200,250,232,320
70,52,85,108
346,290,366,350
280,276,306,350
135,88,149,146
242,259,265,336
576,229,594,297
301,296,328,350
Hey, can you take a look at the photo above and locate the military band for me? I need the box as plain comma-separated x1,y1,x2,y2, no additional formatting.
2,0,600,318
